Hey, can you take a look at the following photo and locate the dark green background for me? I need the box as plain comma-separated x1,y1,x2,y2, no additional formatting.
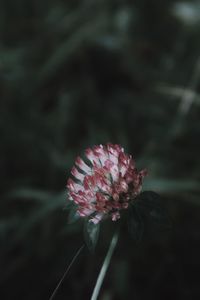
1,0,200,299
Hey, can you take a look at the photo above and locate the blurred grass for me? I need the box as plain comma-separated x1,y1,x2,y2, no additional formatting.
0,0,200,299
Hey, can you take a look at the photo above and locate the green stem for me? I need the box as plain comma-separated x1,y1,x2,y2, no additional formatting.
90,231,119,300
49,244,84,300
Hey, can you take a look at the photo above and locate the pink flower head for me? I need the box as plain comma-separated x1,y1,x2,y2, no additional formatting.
67,144,147,224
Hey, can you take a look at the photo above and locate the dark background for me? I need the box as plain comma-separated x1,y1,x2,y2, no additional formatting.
1,0,200,299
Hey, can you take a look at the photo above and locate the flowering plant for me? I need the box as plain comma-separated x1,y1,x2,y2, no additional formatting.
49,144,170,300
66,143,170,250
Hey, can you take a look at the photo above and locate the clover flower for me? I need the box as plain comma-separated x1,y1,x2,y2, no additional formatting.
67,144,147,224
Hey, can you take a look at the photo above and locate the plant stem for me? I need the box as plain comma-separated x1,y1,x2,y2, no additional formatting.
90,231,119,300
49,244,84,300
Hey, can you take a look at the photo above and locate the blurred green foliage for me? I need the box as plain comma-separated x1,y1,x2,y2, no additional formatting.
0,0,200,299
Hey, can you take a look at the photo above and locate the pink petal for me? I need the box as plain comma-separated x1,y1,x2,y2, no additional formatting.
75,156,92,174
111,211,120,221
90,213,104,224
71,166,84,182
85,148,101,166
67,178,84,193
